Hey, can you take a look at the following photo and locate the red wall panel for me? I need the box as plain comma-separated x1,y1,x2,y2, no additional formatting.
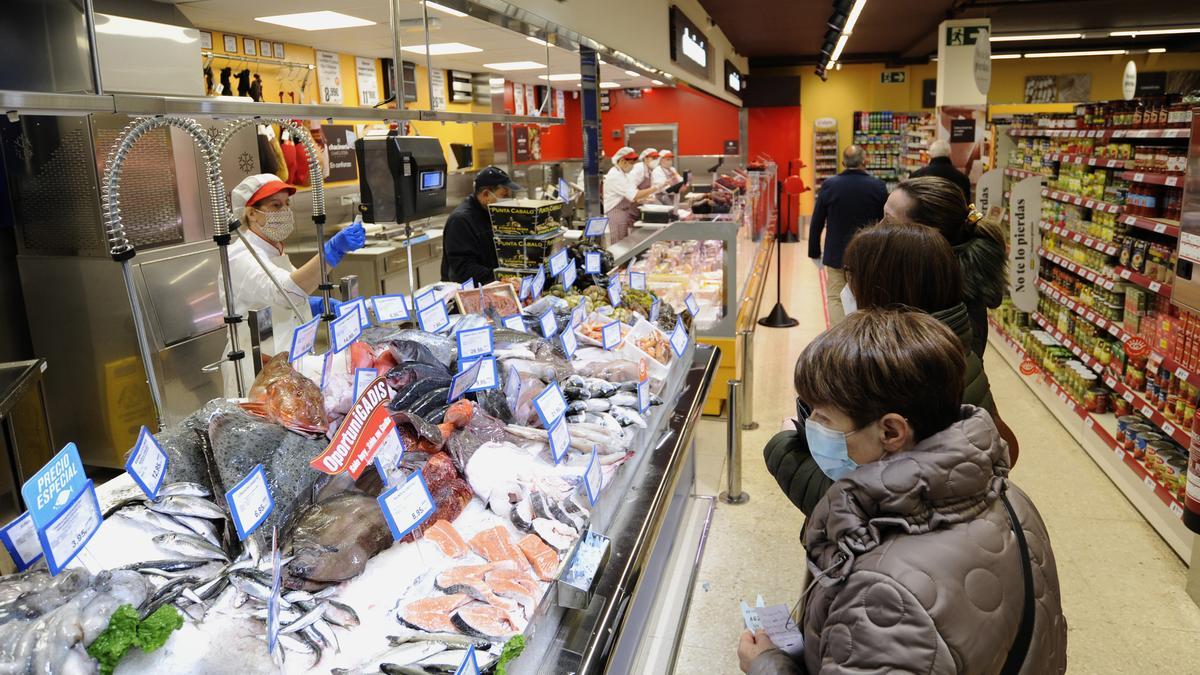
748,106,802,234
517,92,583,164
600,83,740,157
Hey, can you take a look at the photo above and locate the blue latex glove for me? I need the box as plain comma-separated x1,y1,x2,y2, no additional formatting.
324,220,367,267
308,296,342,317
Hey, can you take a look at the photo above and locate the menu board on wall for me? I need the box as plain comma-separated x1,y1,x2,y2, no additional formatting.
430,69,447,111
356,57,379,107
316,50,344,104
323,125,359,183
513,83,526,116
669,6,710,79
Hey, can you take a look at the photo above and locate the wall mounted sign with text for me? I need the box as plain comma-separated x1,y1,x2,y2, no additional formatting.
669,6,711,79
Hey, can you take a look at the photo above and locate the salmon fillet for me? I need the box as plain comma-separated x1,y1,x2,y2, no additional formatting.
398,593,472,633
518,533,560,580
425,520,469,558
485,567,541,609
435,563,518,612
469,526,531,573
451,601,521,640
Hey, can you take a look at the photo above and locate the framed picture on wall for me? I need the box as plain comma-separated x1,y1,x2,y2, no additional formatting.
223,35,237,53
260,40,272,57
243,38,257,56
199,30,213,50
273,42,285,59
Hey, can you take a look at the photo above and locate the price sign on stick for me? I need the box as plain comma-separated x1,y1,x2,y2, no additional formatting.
125,426,168,500
561,328,578,358
540,310,559,338
629,271,646,291
684,293,699,316
531,267,546,298
585,252,602,275
331,310,362,353
22,443,87,529
533,382,568,428
571,305,586,328
637,379,651,414
461,278,475,290
519,276,533,301
584,447,603,505
338,297,370,328
584,217,609,238
371,294,410,323
602,321,622,350
650,297,661,323
378,471,436,540
0,512,43,571
353,368,377,401
289,317,320,362
226,464,274,541
457,326,495,360
548,416,571,464
417,298,450,333
608,278,622,306
562,263,577,289
502,314,526,332
448,357,485,403
36,480,101,575
670,317,690,357
416,290,438,310
549,249,570,276
460,357,499,392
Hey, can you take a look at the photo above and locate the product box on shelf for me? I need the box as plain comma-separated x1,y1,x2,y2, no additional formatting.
488,199,564,236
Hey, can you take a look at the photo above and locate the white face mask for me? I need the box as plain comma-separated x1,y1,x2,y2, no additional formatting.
650,159,660,170
840,284,858,314
256,208,295,242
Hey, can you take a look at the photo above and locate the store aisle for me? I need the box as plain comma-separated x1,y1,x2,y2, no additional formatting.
676,241,1200,673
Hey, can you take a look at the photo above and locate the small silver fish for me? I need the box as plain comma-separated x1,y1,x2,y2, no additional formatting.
387,633,492,649
152,533,229,562
323,600,360,627
158,482,212,498
378,640,448,667
146,495,225,520
174,514,222,546
279,603,327,635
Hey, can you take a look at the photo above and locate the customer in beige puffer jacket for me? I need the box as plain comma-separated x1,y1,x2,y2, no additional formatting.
740,309,1067,674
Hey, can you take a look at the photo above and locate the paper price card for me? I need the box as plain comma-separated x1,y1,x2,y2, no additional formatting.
226,465,274,541
0,512,43,571
584,446,603,505
448,357,485,403
378,471,436,540
22,443,87,529
320,350,334,389
559,177,571,203
549,249,570,276
601,321,622,351
289,317,320,362
650,297,661,323
502,314,526,332
417,298,450,333
629,271,647,291
607,278,622,307
533,382,568,428
531,267,547,299
457,326,495,360
637,379,651,414
584,216,609,238
353,368,378,401
684,293,699,316
338,297,370,329
585,252,602,275
455,645,480,675
461,278,475,290
562,262,577,289
125,426,168,500
540,310,559,338
371,294,410,323
372,428,408,488
37,480,101,575
571,305,586,328
415,289,439,310
561,327,578,359
331,309,363,353
461,357,499,392
548,415,571,464
670,317,689,357
519,276,533,301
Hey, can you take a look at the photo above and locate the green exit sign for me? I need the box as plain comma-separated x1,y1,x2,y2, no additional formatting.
881,70,906,84
946,25,987,46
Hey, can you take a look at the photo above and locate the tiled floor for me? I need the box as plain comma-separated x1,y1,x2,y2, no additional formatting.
674,242,1200,673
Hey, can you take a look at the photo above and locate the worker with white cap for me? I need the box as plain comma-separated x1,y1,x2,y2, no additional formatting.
652,150,689,203
604,147,667,233
629,147,660,188
218,173,366,396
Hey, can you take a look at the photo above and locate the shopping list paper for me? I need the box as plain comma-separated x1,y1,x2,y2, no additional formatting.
37,480,101,575
378,471,435,540
584,216,609,238
0,512,43,571
540,310,558,338
331,309,362,353
585,252,601,275
371,294,410,323
602,321,622,350
289,317,320,362
629,271,646,291
584,446,603,505
745,603,805,659
448,357,485,403
457,326,495,360
548,415,571,464
670,317,689,357
607,278,622,306
549,249,570,276
125,426,168,500
562,262,577,289
462,357,499,392
353,368,378,401
502,314,526,332
226,464,274,541
22,442,87,529
561,328,578,359
533,382,568,428
685,293,699,316
417,297,450,333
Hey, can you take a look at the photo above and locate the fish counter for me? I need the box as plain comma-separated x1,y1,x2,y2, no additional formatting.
0,283,716,675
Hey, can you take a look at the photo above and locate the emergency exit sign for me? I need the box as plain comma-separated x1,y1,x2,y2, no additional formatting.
880,70,906,84
946,25,987,46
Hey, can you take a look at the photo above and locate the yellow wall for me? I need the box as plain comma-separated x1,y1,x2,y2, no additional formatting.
405,65,495,170
782,51,1200,214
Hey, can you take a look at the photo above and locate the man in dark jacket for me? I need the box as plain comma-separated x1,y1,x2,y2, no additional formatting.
807,146,887,325
911,139,972,202
440,166,520,284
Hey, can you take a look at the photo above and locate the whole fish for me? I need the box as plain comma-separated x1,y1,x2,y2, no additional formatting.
146,495,226,521
387,633,492,650
114,505,195,537
174,514,222,547
279,602,327,635
157,482,212,498
286,493,392,588
152,533,229,562
410,387,452,419
323,600,361,627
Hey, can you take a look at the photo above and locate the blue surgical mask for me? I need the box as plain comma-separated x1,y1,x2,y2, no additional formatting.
805,419,863,480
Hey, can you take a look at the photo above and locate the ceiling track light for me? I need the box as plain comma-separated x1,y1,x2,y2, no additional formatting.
816,0,866,78
1110,26,1200,37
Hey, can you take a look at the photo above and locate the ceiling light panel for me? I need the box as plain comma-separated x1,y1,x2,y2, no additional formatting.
1024,49,1127,58
1110,27,1200,37
423,2,467,18
400,42,482,55
526,36,550,47
483,61,545,71
255,11,375,31
537,73,582,81
990,33,1083,42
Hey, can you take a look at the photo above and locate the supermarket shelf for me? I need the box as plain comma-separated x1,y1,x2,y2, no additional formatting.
1118,170,1185,188
1010,127,1190,140
1120,213,1180,237
987,320,1191,561
1047,153,1132,169
1038,220,1119,256
1041,188,1123,214
1005,167,1046,180
1037,278,1129,340
1039,248,1118,291
1115,266,1172,297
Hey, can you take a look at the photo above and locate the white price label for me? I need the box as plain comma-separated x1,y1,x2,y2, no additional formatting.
372,294,410,323
684,293,700,316
1150,281,1162,293
37,481,101,575
125,426,168,500
1176,367,1191,381
1155,223,1167,234
584,217,609,237
0,512,43,571
531,267,546,299
561,327,578,358
378,472,436,540
585,252,602,275
353,368,377,401
501,314,525,332
549,249,570,276
548,416,571,464
670,317,689,357
601,321,622,350
637,378,651,413
1162,422,1176,437
571,305,586,328
1144,476,1157,491
461,357,499,393
1140,405,1154,418
457,326,495,360
417,300,450,333
1120,269,1132,279
533,383,568,428
1085,416,1095,429
1170,502,1185,518
562,263,577,289
650,297,661,323
1105,376,1117,388
540,310,559,338
1134,173,1145,182
331,309,363,353
1122,391,1134,403
226,465,273,541
1167,177,1179,187
1115,446,1126,460
519,276,533,301
461,278,475,290
584,446,603,505
629,271,647,291
289,317,320,362
448,357,485,403
338,297,370,329
607,278,622,307
416,290,438,310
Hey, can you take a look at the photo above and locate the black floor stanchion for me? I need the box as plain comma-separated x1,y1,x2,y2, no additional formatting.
759,179,799,328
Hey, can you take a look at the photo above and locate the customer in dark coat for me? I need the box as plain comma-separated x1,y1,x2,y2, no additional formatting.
911,139,972,202
807,145,887,325
440,166,520,284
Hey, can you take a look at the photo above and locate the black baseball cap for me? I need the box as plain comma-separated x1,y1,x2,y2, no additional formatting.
474,166,521,193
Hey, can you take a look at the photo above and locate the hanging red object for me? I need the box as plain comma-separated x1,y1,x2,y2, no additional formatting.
783,175,809,195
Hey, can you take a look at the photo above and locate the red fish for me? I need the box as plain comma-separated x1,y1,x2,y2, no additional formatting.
240,353,327,435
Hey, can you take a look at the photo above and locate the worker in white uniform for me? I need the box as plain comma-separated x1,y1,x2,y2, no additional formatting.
219,173,366,397
629,148,659,188
603,147,666,234
652,150,689,204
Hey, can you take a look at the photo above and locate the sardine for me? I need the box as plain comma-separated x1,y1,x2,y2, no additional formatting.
146,495,226,521
609,406,647,428
323,599,361,627
387,633,491,649
152,533,229,562
279,602,327,634
118,559,210,573
174,514,222,547
157,482,212,498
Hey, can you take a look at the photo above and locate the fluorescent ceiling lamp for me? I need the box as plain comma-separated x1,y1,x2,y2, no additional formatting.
256,11,375,31
526,36,550,47
1110,27,1200,37
829,34,850,62
93,15,197,43
600,82,620,89
489,77,505,86
423,1,467,18
1024,49,1127,58
1149,47,1167,53
400,42,482,55
990,32,1082,42
843,0,868,34
483,61,545,71
538,73,581,81
625,70,639,77
651,79,664,86
991,54,1023,59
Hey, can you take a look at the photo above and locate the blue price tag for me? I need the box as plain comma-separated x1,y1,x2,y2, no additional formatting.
226,464,274,541
549,249,570,276
670,316,689,357
519,276,533,300
338,297,370,328
378,471,436,540
531,267,546,298
562,262,577,289
289,316,320,362
461,278,475,290
607,278,622,307
415,289,439,310
125,426,168,501
585,252,601,275
22,443,87,530
561,327,578,358
448,357,485,403
584,446,603,505
584,216,609,237
637,379,651,414
650,297,661,323
533,382,568,428
417,298,451,333
330,309,363,353
353,368,377,401
571,305,586,328
629,271,646,290
457,326,495,360
460,357,500,392
540,310,558,338
501,314,526,332
547,415,571,464
372,428,408,488
455,645,480,675
601,321,622,350
0,512,43,571
36,480,101,575
371,294,410,323
684,293,699,316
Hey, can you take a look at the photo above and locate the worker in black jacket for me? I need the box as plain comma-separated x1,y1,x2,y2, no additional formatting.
440,166,521,284
911,139,972,202
807,145,887,325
